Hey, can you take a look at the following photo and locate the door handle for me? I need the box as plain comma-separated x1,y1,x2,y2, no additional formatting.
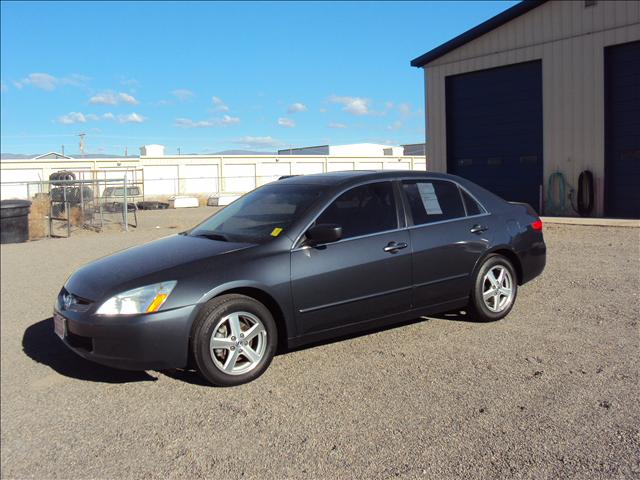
470,224,488,234
383,241,408,253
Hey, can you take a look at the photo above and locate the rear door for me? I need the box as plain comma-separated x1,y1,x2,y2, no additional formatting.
401,179,493,308
291,181,412,334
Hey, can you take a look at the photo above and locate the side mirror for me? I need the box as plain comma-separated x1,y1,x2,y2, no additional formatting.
306,224,342,245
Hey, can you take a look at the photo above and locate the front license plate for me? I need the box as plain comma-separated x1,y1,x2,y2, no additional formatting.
54,313,67,339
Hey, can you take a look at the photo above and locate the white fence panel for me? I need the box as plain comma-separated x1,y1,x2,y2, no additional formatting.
183,164,219,194
144,165,179,196
257,162,291,186
0,169,43,199
223,164,255,193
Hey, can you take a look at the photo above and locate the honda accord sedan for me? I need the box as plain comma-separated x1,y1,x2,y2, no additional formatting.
54,171,545,386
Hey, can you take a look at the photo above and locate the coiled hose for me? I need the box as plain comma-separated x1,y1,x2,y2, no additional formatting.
547,170,594,216
577,170,594,216
546,172,567,215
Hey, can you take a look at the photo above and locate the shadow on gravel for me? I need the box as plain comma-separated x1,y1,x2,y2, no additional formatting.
159,368,211,386
157,316,435,387
427,309,480,322
22,318,157,383
283,316,432,354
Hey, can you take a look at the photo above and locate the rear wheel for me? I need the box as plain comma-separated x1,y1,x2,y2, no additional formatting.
191,294,277,386
469,255,517,322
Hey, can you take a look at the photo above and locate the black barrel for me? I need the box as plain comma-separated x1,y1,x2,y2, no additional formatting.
1,200,32,244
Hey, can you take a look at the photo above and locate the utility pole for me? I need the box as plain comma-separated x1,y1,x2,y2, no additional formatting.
178,147,181,156
61,144,65,156
78,133,86,157
124,146,128,157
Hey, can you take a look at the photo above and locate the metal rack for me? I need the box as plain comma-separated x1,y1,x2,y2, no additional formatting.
45,168,144,237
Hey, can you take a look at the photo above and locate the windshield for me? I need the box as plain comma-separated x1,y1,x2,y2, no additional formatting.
189,183,325,243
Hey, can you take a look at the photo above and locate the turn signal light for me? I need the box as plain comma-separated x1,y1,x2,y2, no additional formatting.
146,294,168,313
531,219,543,231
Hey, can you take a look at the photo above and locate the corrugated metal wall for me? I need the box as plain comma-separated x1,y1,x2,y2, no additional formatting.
423,0,640,216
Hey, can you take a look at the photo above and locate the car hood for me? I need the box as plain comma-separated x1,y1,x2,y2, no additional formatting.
64,234,252,301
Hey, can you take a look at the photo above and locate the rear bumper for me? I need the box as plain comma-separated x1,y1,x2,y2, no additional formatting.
54,305,197,371
518,240,546,284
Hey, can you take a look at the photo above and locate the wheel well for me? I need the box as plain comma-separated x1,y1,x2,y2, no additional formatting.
222,287,288,351
492,249,523,285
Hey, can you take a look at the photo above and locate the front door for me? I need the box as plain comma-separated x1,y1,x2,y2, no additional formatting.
291,181,412,334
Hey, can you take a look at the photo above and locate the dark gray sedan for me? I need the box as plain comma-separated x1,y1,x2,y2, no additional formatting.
54,171,546,386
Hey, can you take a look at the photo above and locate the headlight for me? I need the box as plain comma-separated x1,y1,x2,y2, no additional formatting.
96,281,177,315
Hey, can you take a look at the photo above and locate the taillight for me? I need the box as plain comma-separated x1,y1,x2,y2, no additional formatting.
531,219,543,231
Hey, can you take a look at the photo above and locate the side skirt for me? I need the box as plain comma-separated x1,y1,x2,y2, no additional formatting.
286,297,469,349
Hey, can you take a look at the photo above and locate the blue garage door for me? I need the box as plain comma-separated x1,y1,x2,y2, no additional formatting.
446,61,543,212
605,41,640,219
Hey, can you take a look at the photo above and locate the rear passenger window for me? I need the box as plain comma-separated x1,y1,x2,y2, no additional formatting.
315,182,397,239
402,180,466,225
461,188,484,216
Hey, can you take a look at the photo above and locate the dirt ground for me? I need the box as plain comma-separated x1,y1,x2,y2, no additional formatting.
1,207,639,479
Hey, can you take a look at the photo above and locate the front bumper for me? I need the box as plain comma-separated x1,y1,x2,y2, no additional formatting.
54,304,198,371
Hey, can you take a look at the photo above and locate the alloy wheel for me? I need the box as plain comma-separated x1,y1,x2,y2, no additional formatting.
209,311,267,375
481,265,514,313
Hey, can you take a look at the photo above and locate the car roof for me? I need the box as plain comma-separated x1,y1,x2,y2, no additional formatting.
277,170,454,187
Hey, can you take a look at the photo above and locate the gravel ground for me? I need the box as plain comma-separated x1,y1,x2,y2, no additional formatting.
1,208,639,479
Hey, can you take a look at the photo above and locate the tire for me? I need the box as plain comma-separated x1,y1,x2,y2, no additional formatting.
191,294,278,387
468,254,518,322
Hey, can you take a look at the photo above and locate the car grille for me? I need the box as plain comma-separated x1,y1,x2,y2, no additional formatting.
59,288,93,313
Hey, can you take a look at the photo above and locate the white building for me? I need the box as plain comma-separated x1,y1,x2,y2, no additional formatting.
0,150,425,200
278,143,405,157
411,0,640,218
140,144,165,157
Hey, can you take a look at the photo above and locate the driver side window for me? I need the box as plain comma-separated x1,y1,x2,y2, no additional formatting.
315,182,397,239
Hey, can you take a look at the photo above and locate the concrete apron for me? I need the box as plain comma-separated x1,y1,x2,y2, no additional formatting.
541,216,640,228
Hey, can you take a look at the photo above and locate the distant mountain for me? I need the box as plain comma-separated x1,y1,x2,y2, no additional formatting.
1,153,37,159
1,153,138,160
2,150,275,159
210,150,276,155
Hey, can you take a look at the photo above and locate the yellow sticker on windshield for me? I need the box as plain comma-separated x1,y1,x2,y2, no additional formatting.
270,227,283,237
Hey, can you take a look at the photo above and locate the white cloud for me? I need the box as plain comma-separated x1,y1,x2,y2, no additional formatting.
234,136,281,148
14,73,88,91
174,114,239,129
398,103,412,116
211,96,230,112
328,95,371,116
57,112,87,124
17,73,57,91
175,118,214,128
328,122,347,129
287,102,307,114
218,114,240,126
56,111,143,124
277,117,295,128
89,91,139,105
118,112,145,124
0,82,7,93
172,89,194,102
118,93,138,105
387,121,404,131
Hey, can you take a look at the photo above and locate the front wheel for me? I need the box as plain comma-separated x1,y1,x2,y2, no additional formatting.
191,294,277,386
468,255,518,322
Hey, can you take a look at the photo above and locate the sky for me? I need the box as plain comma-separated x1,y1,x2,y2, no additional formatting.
0,1,517,155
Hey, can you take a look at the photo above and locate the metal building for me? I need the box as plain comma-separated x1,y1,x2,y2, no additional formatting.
412,0,640,218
